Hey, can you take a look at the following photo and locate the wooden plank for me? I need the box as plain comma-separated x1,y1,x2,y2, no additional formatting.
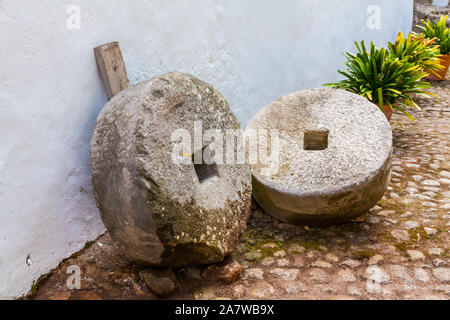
94,42,130,100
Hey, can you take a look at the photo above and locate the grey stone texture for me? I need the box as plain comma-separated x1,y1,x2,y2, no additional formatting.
90,72,252,267
246,88,393,226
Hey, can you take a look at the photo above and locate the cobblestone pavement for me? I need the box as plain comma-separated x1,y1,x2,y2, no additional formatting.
32,79,449,300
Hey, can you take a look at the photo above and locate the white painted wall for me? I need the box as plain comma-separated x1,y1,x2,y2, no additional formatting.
0,0,413,299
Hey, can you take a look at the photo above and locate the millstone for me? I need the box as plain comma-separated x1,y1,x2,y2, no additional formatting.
246,88,392,226
90,72,252,267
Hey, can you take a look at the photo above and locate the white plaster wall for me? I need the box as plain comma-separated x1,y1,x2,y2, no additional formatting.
0,0,413,299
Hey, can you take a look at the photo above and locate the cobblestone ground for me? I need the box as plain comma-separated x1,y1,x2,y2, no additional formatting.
32,79,449,300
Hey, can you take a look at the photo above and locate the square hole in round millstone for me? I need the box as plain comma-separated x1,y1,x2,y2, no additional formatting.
303,129,329,151
192,147,219,183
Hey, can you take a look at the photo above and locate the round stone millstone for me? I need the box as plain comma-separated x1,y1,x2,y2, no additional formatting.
246,88,392,226
90,72,252,267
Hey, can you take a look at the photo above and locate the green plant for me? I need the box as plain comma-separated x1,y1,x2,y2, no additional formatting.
324,41,433,121
388,31,443,77
416,15,450,55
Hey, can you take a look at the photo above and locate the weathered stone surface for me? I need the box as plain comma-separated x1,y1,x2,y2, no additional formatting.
201,256,243,284
140,268,178,298
391,230,410,242
91,72,252,267
269,268,299,281
246,88,392,226
337,269,357,283
308,268,329,283
248,281,275,298
407,250,426,261
242,268,264,280
340,260,362,269
432,268,450,283
283,282,307,294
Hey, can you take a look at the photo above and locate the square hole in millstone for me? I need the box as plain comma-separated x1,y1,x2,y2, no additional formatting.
192,147,219,183
304,129,329,151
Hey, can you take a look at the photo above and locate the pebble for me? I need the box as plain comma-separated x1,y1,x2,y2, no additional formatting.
260,257,275,266
249,281,275,298
277,258,290,267
385,218,398,225
424,227,438,236
261,243,279,250
432,268,450,283
273,250,286,258
389,265,414,284
423,191,438,198
440,171,450,179
429,248,444,256
369,206,383,214
232,285,245,299
400,212,414,218
243,268,264,280
432,259,446,267
368,216,381,224
368,255,384,265
365,266,390,294
269,268,299,281
283,283,307,294
347,286,362,297
322,286,337,294
414,268,430,283
202,257,243,284
423,202,437,207
433,285,450,296
340,260,361,269
423,187,441,193
244,252,262,262
421,180,440,187
364,266,390,283
407,250,426,261
311,260,333,269
287,243,305,254
377,210,396,217
140,268,178,298
405,187,419,193
391,230,410,242
307,269,328,283
291,256,305,268
403,221,419,230
325,253,340,263
337,269,357,283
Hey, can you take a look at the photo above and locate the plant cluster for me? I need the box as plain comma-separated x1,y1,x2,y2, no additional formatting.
324,15,450,121
324,41,431,121
416,15,450,55
389,32,443,78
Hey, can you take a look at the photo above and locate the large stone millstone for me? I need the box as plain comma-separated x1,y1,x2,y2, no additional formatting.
246,88,392,226
90,72,252,267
